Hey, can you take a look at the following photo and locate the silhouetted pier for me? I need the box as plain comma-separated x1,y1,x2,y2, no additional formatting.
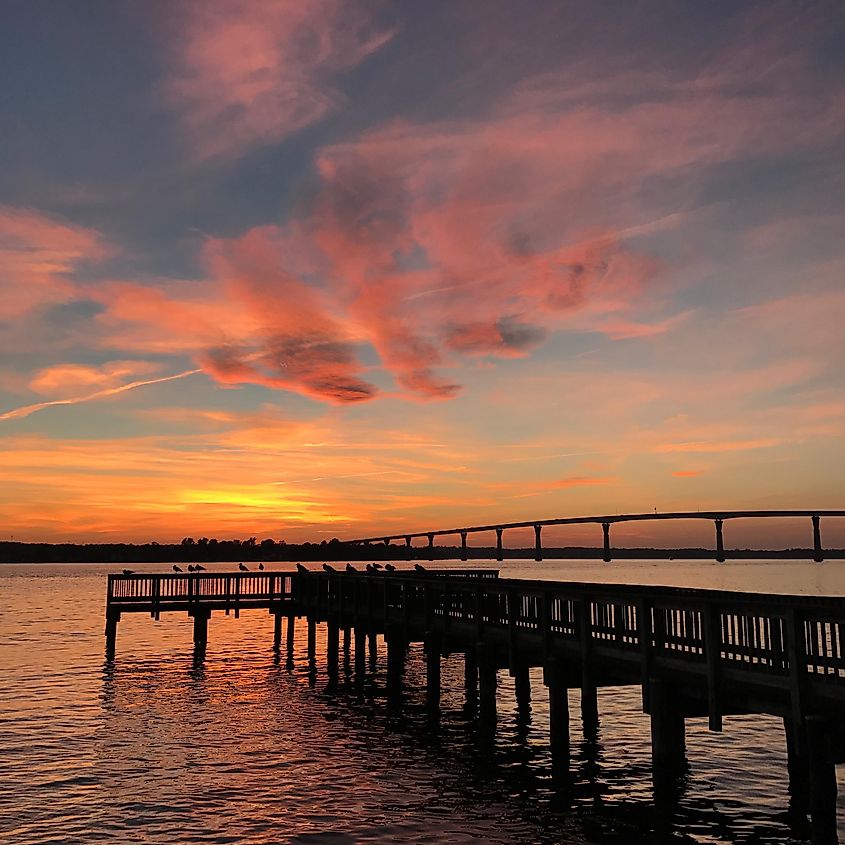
347,509,845,563
106,566,845,843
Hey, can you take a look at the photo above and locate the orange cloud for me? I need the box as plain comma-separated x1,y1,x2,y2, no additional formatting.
672,470,703,478
164,0,393,161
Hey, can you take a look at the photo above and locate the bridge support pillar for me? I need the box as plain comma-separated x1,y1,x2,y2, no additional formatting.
602,522,611,563
104,610,120,658
307,616,316,666
496,528,504,562
354,625,367,683
460,531,468,562
478,642,498,726
427,533,434,561
812,516,824,563
191,606,211,647
273,612,282,650
649,679,686,781
806,715,837,844
715,519,725,563
425,632,442,713
512,663,531,712
534,524,542,562
544,661,570,771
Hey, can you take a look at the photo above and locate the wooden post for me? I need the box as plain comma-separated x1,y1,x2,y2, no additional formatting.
806,715,837,844
285,614,296,660
812,515,824,563
496,527,504,562
307,616,316,665
544,660,570,769
354,625,367,683
104,609,119,658
326,619,339,683
425,632,441,713
578,598,599,733
650,678,686,777
191,607,210,646
784,717,810,817
715,519,725,563
478,642,498,725
386,624,406,710
368,630,378,666
273,612,282,650
464,648,478,700
602,522,611,563
512,663,531,711
534,524,542,562
703,603,722,731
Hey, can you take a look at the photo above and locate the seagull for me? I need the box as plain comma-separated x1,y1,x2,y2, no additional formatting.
121,569,134,575
194,564,206,571
345,563,357,573
385,563,396,573
187,564,196,572
173,565,183,573
296,563,309,574
414,563,426,573
365,563,374,573
371,563,383,571
258,562,265,571
238,562,249,572
322,563,337,573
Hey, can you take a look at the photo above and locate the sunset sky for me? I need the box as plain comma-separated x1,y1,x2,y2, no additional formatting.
1,1,844,547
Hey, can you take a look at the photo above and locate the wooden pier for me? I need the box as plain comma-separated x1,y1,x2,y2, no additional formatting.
106,568,845,843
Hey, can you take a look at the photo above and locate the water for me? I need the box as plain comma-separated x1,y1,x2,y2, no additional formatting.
2,559,844,844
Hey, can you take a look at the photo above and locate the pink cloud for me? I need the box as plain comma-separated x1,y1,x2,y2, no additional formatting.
164,0,393,160
0,206,108,319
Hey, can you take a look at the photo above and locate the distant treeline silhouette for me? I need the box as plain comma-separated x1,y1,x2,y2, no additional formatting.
1,538,841,564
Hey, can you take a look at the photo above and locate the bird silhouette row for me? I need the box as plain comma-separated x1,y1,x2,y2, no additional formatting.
120,562,428,576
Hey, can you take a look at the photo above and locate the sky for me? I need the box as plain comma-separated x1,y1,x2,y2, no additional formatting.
1,1,844,548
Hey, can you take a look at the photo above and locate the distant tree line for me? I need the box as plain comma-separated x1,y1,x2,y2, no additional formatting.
0,539,840,564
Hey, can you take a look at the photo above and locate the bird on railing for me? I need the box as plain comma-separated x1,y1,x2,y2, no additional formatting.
187,564,196,572
345,563,357,573
121,569,134,575
371,563,383,570
296,563,309,574
414,563,426,573
238,562,249,572
173,565,183,573
194,564,206,571
385,563,396,573
322,563,337,573
365,563,374,573
258,562,265,571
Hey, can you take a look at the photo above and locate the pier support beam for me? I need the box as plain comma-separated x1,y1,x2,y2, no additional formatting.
104,610,119,658
460,531,468,562
191,606,211,646
784,718,810,816
425,633,442,713
512,663,531,712
285,614,296,661
812,515,824,563
602,522,611,563
496,528,504,562
806,715,837,844
544,661,570,770
534,524,542,562
273,612,282,650
464,648,478,700
650,679,686,780
715,519,725,563
354,625,367,682
326,619,339,685
478,643,498,725
386,625,407,710
307,616,316,665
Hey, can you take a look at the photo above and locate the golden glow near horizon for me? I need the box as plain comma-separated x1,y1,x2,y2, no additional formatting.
1,4,843,546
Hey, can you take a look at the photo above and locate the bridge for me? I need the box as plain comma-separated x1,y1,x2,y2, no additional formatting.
345,509,845,563
106,565,845,843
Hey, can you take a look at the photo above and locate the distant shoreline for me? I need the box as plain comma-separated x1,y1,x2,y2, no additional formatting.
1,540,843,564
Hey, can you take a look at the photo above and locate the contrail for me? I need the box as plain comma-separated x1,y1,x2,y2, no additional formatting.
0,368,203,422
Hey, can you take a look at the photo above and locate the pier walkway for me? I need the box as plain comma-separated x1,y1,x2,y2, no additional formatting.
105,566,845,843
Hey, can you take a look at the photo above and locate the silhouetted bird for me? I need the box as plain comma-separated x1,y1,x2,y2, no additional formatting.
122,569,134,575
238,562,249,572
345,563,357,573
187,564,196,572
194,564,206,571
385,563,396,573
365,563,374,573
258,562,265,571
371,563,383,570
414,563,426,573
296,563,309,574
322,563,337,573
173,565,183,573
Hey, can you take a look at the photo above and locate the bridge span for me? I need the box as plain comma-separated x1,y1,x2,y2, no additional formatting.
346,509,845,563
106,566,845,843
